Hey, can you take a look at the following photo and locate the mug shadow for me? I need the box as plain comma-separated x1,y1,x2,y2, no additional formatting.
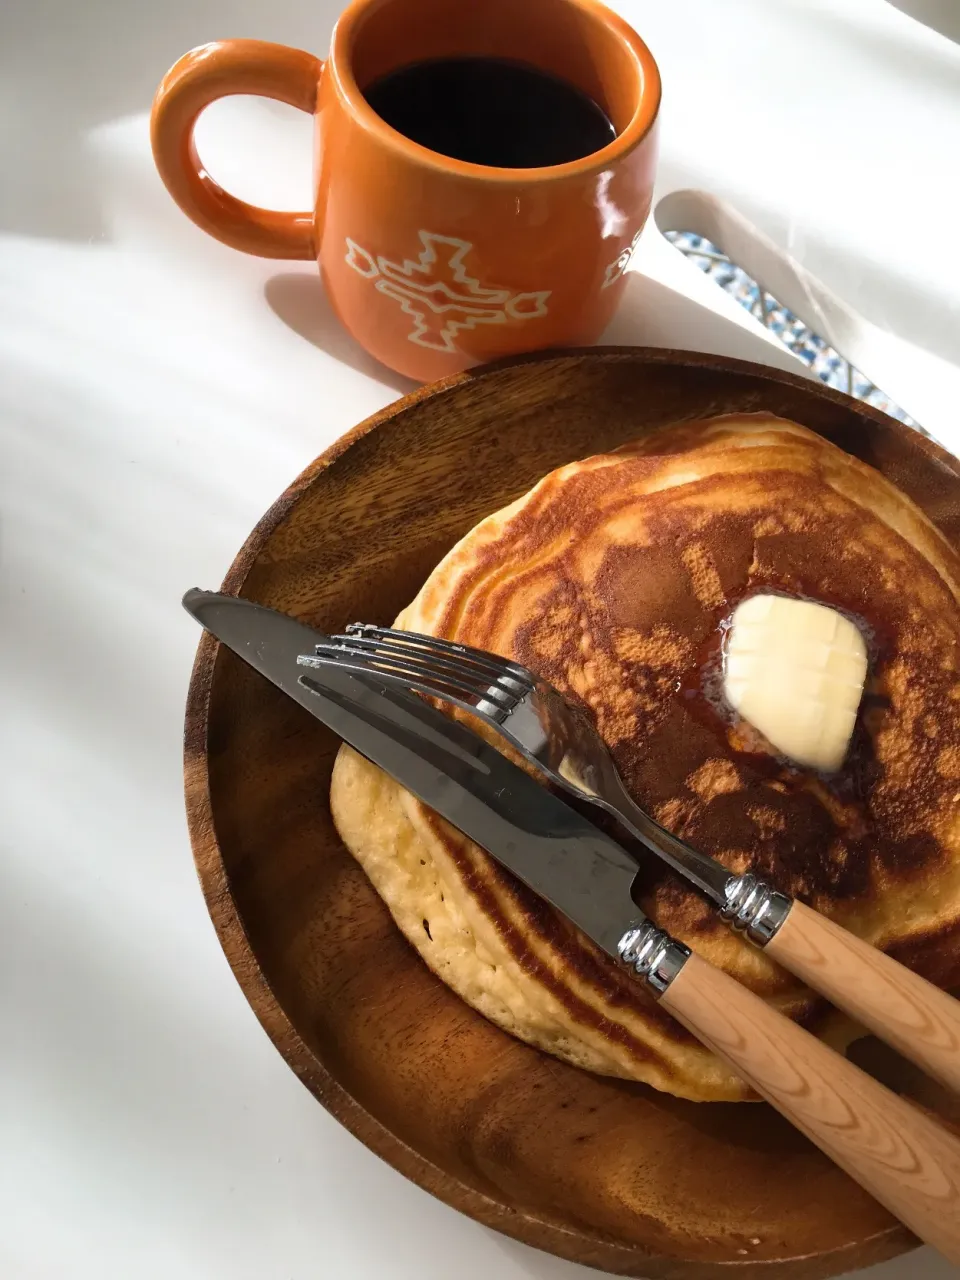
264,271,419,396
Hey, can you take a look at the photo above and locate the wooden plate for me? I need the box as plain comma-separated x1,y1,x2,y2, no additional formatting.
185,348,960,1278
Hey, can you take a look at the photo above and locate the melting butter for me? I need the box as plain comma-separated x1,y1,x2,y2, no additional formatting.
723,594,867,771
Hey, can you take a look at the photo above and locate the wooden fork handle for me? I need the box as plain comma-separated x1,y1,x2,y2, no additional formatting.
765,901,960,1094
660,952,960,1260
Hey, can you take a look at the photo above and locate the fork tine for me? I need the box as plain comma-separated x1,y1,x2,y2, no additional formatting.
343,625,519,682
327,633,525,700
298,647,518,710
346,623,536,687
336,663,512,724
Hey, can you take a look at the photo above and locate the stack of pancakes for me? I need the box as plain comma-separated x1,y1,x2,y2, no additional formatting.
331,413,960,1102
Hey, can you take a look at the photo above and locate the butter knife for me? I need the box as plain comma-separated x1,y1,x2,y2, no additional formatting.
183,589,960,1258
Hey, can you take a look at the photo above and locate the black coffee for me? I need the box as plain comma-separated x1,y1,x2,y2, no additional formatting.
363,56,616,168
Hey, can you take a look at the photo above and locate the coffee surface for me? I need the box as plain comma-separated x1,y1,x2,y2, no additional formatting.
363,56,616,168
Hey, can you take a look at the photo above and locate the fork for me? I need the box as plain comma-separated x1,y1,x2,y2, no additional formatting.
299,623,960,1094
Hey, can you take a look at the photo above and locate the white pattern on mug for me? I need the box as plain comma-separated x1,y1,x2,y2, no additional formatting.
345,231,551,352
602,226,643,289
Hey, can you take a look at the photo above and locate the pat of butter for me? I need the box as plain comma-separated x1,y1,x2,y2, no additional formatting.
723,594,867,771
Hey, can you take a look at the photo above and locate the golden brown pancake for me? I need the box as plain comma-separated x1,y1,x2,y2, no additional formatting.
331,413,960,1101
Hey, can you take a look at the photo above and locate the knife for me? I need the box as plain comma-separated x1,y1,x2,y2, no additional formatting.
184,589,960,1257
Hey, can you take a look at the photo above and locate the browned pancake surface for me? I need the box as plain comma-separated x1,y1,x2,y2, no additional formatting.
332,414,960,1099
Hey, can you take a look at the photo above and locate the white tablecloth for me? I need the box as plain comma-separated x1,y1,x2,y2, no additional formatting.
2,1,958,1275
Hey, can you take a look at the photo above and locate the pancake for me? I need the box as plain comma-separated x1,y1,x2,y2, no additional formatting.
330,412,960,1101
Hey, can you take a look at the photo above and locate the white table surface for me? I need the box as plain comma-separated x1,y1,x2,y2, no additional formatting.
2,1,959,1276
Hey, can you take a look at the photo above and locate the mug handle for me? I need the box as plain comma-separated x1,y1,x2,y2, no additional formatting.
150,40,322,260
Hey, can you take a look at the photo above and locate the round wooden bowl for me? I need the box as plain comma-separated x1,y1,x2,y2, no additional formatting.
185,348,960,1278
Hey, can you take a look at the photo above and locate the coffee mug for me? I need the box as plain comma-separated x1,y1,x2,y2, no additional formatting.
151,0,660,382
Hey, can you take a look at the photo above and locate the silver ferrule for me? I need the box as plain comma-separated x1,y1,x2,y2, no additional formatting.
616,921,691,997
721,873,792,946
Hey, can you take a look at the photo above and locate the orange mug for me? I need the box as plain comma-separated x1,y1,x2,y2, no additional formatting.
151,0,660,383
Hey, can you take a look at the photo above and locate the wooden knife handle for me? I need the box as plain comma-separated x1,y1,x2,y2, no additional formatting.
766,901,960,1094
660,952,960,1260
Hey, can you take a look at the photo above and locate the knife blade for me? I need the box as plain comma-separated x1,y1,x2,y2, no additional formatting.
182,588,655,962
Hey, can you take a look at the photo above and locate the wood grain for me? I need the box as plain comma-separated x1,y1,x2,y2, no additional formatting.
768,902,960,1094
661,953,960,1261
184,348,960,1278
